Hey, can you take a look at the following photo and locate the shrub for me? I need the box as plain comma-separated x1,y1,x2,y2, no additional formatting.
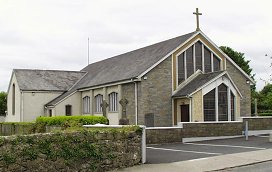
36,116,108,129
259,113,272,116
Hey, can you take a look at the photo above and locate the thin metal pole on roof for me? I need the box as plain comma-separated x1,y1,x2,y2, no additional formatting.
88,37,90,65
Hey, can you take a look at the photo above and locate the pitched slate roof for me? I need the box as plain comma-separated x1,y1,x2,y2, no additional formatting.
78,31,197,89
172,71,225,97
14,69,86,91
46,31,197,106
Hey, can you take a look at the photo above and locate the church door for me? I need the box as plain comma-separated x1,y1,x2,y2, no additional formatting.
180,105,189,122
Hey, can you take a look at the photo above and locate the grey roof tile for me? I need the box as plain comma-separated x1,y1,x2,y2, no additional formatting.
14,69,86,91
46,31,197,106
172,71,225,97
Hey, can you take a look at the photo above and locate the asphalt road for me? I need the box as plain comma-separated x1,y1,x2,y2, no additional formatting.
219,161,272,172
146,135,272,164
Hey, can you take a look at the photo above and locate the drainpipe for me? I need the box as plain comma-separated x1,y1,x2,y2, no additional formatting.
21,91,24,122
134,81,138,125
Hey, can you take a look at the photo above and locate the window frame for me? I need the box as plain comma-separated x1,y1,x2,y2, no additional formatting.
108,92,118,112
83,96,90,114
94,94,103,113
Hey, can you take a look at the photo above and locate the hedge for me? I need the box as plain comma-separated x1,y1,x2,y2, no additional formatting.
36,116,109,127
259,113,272,116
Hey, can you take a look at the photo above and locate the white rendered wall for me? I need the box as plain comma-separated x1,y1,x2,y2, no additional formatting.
23,92,62,122
54,92,82,116
6,74,21,122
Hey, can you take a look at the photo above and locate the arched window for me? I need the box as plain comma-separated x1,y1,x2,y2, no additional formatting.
109,92,118,112
83,96,90,114
12,84,15,115
218,84,228,121
231,92,235,121
204,88,216,121
95,94,103,113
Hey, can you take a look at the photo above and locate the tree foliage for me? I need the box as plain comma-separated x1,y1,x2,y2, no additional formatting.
220,46,254,79
0,92,7,116
256,84,272,111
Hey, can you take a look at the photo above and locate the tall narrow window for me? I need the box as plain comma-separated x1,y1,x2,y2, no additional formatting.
186,46,194,78
109,92,118,112
12,84,15,115
231,92,235,121
218,84,228,121
195,41,202,71
204,47,212,73
213,55,221,72
83,96,90,114
95,94,103,113
178,53,185,84
65,105,72,116
204,89,216,121
49,109,52,117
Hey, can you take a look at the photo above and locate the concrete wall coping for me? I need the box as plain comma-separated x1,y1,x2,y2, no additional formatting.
241,116,272,119
179,121,242,125
146,126,182,130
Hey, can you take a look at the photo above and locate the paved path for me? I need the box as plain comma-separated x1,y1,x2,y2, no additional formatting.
219,160,272,172
116,149,272,172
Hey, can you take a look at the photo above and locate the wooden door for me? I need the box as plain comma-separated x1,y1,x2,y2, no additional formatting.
180,105,189,122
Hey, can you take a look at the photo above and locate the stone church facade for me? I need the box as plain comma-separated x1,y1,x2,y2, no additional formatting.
6,30,254,126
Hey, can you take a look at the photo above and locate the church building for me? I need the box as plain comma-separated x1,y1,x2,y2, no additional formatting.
6,10,254,126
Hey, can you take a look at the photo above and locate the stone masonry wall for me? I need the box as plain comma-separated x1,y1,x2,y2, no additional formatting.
242,117,272,130
0,127,142,172
181,122,244,138
226,60,251,116
122,83,136,124
146,128,182,144
137,56,173,127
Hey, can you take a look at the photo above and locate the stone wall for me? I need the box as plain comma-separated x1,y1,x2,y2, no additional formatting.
146,127,182,144
122,83,136,124
180,122,244,138
242,117,272,130
138,56,173,126
0,127,142,172
226,60,251,116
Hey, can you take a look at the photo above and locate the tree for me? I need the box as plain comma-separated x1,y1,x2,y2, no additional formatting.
0,92,7,116
220,46,254,79
256,84,272,111
220,46,257,113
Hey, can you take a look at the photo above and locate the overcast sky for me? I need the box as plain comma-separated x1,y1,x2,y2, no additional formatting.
0,0,272,91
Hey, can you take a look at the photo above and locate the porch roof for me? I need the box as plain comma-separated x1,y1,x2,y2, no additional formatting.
172,71,225,97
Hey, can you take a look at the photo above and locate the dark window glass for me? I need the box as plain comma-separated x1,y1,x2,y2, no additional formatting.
218,84,228,121
109,92,118,112
204,47,211,73
95,94,103,112
195,41,202,71
213,55,221,71
49,109,52,117
65,105,72,116
12,84,15,115
231,92,235,121
204,89,216,121
186,46,194,78
178,53,185,84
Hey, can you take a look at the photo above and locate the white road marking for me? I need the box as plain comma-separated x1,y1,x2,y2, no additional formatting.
147,147,222,155
256,135,269,138
184,143,266,150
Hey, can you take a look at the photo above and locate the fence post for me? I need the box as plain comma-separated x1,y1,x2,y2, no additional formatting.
245,121,248,141
141,125,146,164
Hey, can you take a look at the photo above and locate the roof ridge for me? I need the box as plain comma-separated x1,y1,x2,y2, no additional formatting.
14,69,86,73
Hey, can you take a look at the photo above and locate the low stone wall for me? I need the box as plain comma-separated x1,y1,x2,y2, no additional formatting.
0,127,142,171
242,117,272,130
146,127,182,144
180,122,244,138
0,123,35,136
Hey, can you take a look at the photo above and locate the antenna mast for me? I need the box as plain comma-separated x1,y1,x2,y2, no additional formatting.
88,37,90,65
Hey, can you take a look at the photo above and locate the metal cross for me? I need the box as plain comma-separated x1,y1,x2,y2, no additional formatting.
193,8,202,31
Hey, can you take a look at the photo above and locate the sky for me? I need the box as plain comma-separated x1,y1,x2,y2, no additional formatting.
0,0,272,91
